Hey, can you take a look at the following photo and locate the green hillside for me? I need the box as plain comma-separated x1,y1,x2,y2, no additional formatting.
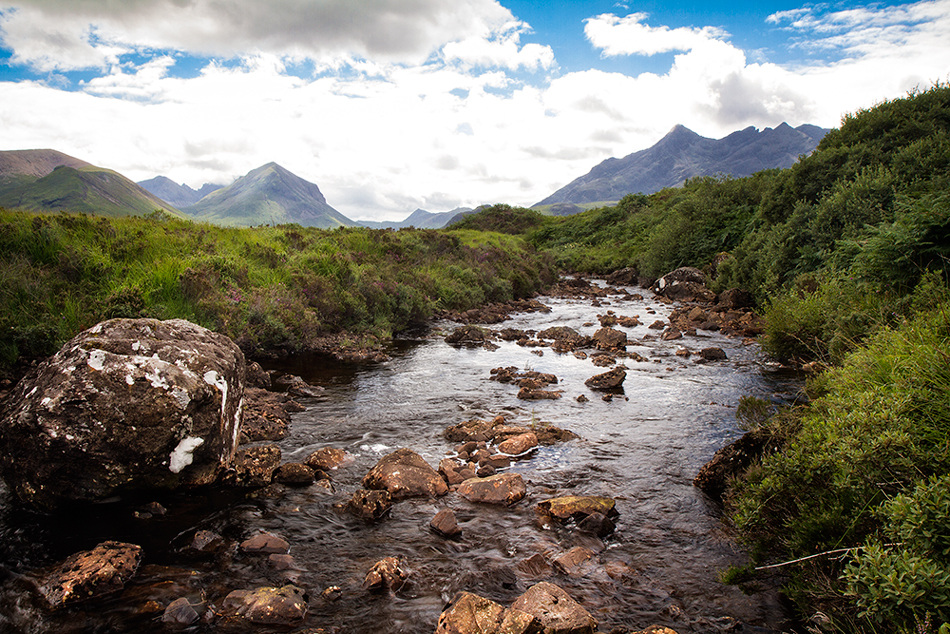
0,164,181,217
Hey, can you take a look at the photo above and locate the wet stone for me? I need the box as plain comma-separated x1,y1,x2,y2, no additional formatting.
699,347,727,361
346,489,393,521
577,512,616,537
180,529,225,557
162,597,200,627
510,582,597,634
552,546,595,576
305,446,349,471
240,532,290,555
584,367,626,391
221,585,308,625
430,508,462,538
230,443,281,487
362,448,448,499
272,462,315,486
537,496,619,521
458,473,527,506
496,432,538,455
362,556,409,592
36,541,143,609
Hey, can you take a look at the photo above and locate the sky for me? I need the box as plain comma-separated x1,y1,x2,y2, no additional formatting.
0,1,948,221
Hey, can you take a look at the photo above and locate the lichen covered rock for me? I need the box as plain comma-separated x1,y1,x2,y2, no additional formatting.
0,318,245,509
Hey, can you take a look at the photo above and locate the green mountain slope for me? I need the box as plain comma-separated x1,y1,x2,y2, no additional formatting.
0,165,181,217
184,162,355,228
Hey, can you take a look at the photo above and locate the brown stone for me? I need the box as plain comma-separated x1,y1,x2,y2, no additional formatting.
221,585,307,625
537,496,618,521
517,387,563,400
699,347,727,361
0,318,244,509
272,462,315,486
693,430,766,501
305,446,349,471
36,541,142,608
430,508,462,538
591,327,627,351
231,444,281,487
362,556,408,592
584,367,626,391
162,597,200,626
240,532,290,555
346,489,393,521
458,473,527,505
497,432,538,455
362,448,448,499
510,582,596,634
552,547,595,576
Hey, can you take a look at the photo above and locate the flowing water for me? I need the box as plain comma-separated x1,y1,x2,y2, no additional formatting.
0,282,803,633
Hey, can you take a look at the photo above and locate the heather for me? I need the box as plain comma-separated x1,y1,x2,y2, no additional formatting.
0,211,555,373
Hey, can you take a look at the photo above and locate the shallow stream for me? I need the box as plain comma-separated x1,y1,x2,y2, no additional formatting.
0,282,802,633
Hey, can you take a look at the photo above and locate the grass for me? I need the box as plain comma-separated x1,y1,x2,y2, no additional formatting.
0,210,555,376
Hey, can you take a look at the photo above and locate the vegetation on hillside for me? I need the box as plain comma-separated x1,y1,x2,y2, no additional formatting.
0,211,554,373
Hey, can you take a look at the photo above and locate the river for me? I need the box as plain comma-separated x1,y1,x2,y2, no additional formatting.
0,281,801,633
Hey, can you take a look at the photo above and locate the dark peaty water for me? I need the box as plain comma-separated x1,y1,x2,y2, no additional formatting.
0,283,802,633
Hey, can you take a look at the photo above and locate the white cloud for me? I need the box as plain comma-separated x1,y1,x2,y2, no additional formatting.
0,0,517,70
442,22,555,71
584,12,729,57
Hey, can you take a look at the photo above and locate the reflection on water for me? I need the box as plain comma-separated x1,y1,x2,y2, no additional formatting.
0,286,802,633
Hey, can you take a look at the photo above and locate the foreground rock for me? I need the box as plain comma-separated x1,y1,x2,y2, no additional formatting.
0,318,245,509
35,541,143,608
435,591,540,634
458,473,527,505
220,585,308,625
511,582,597,634
362,448,448,499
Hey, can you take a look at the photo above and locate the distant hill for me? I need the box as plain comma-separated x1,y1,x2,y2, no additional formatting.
357,207,473,229
536,122,830,206
0,149,92,179
138,176,222,208
183,162,355,228
0,149,181,217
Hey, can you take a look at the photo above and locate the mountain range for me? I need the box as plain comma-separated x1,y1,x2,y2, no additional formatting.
137,176,223,208
535,122,830,207
0,121,830,226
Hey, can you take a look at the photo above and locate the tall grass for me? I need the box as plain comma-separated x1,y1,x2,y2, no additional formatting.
0,210,555,374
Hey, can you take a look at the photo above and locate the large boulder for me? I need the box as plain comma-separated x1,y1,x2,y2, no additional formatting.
0,318,245,509
362,448,448,499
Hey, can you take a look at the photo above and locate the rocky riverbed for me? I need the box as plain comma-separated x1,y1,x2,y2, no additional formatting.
0,275,802,633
